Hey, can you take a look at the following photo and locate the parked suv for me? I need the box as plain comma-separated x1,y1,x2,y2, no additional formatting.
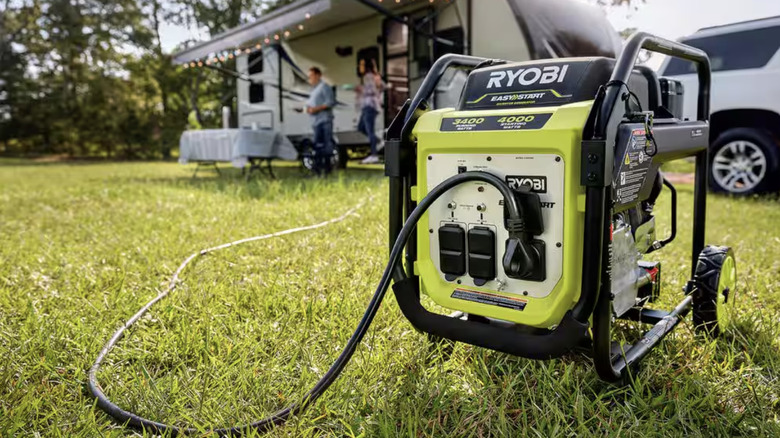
659,17,780,195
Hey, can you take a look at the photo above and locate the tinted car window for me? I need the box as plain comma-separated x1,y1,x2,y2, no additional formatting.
663,25,780,75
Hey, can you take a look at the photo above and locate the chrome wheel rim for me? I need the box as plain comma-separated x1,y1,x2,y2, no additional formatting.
712,140,767,193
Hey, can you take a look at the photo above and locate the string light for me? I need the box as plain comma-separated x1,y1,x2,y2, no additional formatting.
183,9,316,68
184,0,446,70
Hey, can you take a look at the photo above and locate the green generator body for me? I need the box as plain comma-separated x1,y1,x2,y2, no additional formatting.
386,34,737,382
413,100,591,329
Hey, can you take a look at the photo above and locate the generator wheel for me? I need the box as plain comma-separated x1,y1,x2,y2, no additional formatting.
692,246,737,336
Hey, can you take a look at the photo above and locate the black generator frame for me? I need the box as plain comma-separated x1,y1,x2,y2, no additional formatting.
385,32,712,382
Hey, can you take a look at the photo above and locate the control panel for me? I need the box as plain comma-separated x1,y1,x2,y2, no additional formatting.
426,154,564,298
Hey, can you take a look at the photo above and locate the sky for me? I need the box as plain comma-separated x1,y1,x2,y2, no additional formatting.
607,0,780,67
159,0,780,65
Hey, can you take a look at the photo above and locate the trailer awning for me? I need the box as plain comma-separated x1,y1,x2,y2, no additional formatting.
174,0,622,65
509,0,622,59
172,0,459,65
172,0,331,64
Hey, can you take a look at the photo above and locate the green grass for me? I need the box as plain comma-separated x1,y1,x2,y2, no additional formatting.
0,160,778,437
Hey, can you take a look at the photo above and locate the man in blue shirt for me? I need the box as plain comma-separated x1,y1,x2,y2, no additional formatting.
306,66,336,176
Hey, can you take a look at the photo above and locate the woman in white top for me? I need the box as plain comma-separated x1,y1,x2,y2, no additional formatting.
356,58,384,164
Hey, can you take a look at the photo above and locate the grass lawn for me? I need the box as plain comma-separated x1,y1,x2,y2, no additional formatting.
1,160,778,437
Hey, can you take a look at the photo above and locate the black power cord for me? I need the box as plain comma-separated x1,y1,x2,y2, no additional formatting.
88,171,523,436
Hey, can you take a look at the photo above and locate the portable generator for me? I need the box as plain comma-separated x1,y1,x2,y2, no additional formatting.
90,33,739,435
385,32,737,382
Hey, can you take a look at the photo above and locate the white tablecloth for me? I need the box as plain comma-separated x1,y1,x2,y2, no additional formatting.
179,129,298,168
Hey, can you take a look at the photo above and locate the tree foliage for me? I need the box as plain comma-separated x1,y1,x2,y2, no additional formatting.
0,0,287,158
0,0,646,159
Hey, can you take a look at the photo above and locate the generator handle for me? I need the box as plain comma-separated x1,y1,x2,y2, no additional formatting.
403,53,492,127
596,32,711,138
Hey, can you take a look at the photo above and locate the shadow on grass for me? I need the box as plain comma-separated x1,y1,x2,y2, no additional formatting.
122,165,386,200
0,157,175,167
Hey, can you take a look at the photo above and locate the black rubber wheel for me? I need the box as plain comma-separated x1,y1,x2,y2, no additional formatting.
298,139,342,172
298,138,316,172
692,246,737,337
709,128,780,195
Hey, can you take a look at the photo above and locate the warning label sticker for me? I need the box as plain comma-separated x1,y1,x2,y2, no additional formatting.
615,129,653,205
451,288,527,311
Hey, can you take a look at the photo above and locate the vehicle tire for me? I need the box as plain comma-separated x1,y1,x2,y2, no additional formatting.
692,246,737,337
709,128,780,195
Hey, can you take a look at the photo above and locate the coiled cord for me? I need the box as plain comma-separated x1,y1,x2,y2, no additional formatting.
88,171,521,436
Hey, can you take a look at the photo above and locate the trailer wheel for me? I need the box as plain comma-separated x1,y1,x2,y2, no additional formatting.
298,139,344,172
298,139,316,172
692,246,737,337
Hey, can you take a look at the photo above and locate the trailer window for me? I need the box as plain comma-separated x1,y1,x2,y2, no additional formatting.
663,26,780,75
248,51,264,75
434,27,465,59
249,83,264,103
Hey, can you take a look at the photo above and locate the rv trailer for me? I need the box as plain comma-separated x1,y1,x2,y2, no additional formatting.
173,0,622,168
